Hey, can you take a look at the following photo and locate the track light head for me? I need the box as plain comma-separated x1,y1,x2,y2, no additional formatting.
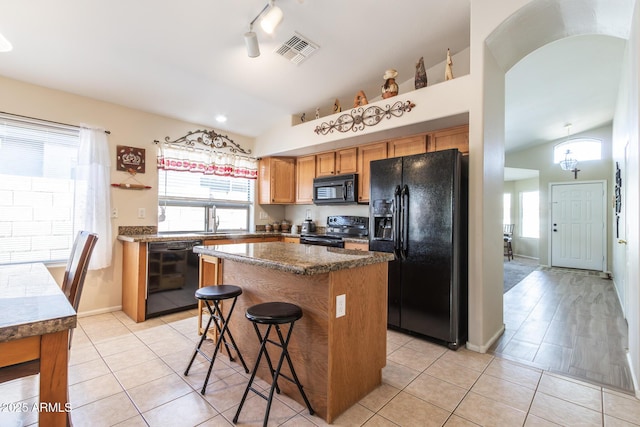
260,2,283,34
244,30,260,58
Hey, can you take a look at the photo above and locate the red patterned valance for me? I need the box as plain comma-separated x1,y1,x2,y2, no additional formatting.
157,146,258,179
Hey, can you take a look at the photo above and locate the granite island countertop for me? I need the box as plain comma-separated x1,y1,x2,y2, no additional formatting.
194,242,393,275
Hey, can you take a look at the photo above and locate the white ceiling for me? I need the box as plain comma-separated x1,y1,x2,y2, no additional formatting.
0,1,629,153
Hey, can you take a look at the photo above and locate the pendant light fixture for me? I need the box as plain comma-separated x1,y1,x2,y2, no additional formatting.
244,0,284,58
558,124,580,179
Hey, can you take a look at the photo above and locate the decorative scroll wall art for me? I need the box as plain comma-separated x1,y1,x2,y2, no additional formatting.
314,100,416,135
161,129,252,155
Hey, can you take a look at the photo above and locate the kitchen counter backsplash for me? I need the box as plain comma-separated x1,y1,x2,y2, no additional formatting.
118,226,158,236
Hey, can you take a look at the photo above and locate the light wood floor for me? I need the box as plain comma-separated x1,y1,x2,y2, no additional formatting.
491,259,634,392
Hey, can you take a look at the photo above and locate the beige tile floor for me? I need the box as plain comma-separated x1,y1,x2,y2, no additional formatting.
1,309,640,426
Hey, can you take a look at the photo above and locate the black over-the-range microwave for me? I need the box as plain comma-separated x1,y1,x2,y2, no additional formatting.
312,173,358,205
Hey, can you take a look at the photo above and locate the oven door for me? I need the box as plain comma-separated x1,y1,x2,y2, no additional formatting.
299,235,345,248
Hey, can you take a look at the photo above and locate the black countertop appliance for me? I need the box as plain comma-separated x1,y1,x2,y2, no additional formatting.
369,149,468,349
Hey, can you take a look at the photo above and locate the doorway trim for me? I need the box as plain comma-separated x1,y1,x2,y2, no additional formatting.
548,180,607,271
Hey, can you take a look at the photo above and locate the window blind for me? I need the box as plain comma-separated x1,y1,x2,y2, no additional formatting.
0,113,80,264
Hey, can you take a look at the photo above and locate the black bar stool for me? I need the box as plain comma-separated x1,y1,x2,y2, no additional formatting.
233,302,314,427
184,285,249,394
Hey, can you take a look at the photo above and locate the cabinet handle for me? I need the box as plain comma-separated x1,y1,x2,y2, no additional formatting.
272,198,275,202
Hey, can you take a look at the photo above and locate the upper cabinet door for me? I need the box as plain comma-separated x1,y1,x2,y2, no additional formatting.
335,147,357,175
429,125,469,155
258,157,296,204
296,155,316,204
316,152,336,177
388,135,427,158
357,142,388,203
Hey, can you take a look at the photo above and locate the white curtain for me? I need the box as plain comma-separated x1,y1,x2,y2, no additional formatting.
75,126,112,269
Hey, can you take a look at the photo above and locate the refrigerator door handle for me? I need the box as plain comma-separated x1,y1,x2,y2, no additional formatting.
401,185,409,259
394,185,402,257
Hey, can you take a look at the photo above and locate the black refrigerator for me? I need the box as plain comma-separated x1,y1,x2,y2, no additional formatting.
369,149,468,349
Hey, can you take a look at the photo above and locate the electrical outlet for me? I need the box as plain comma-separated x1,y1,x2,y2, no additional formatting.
259,211,268,220
336,294,346,318
138,208,146,219
111,207,118,218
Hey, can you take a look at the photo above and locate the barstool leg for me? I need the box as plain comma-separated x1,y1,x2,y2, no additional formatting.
184,302,215,376
185,296,248,395
233,324,272,424
275,324,314,415
234,322,314,427
211,299,250,373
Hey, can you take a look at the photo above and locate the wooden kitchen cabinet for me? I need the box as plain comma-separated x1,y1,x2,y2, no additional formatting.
282,236,300,244
315,147,357,177
258,157,296,204
429,124,469,155
344,241,369,251
335,147,358,175
357,142,387,203
315,152,335,177
296,155,315,204
388,135,427,158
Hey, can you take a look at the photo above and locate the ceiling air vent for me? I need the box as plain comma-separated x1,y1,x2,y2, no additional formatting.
274,32,318,65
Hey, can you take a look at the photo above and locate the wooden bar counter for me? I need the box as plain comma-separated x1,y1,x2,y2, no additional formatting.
194,242,393,423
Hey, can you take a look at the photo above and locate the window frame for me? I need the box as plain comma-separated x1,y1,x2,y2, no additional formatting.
157,169,254,234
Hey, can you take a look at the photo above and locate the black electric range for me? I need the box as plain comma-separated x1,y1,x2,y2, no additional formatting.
299,215,369,248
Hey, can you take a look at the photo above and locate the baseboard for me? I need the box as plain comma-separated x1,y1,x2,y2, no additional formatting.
77,305,122,318
625,351,640,398
466,324,506,353
512,254,539,261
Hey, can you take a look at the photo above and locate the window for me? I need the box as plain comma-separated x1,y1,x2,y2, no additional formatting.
554,138,602,163
0,113,80,265
503,193,511,225
521,191,539,238
158,169,253,233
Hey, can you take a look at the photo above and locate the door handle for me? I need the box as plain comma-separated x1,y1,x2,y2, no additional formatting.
618,239,627,244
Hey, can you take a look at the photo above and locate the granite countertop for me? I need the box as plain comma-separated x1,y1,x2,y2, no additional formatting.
117,231,300,243
0,263,77,342
117,231,370,244
194,242,393,275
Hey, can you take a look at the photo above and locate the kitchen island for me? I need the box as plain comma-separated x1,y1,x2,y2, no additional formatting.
194,242,393,423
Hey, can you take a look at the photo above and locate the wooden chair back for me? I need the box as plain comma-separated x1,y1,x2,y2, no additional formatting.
0,231,98,385
63,231,98,313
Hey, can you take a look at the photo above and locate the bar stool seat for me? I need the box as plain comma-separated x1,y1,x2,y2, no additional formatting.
234,302,314,427
185,284,249,394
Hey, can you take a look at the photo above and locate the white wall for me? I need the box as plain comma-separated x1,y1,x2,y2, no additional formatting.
506,124,614,267
612,0,640,394
504,177,541,259
0,75,256,315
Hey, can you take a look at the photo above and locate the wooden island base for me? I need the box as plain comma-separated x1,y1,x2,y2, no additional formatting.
200,255,388,423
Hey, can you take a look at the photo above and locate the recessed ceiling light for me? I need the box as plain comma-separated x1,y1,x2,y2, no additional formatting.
215,115,227,123
0,32,13,52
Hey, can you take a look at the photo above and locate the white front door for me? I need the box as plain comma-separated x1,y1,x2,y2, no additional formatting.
550,181,606,271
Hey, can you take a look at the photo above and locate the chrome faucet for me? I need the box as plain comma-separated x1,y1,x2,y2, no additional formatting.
208,205,220,233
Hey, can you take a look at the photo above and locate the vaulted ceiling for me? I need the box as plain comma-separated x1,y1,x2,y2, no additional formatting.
0,0,630,154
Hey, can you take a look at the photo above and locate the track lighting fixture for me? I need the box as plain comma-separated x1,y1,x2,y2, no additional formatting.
244,0,284,58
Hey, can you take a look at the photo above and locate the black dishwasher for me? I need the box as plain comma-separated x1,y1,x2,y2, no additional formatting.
147,240,201,318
